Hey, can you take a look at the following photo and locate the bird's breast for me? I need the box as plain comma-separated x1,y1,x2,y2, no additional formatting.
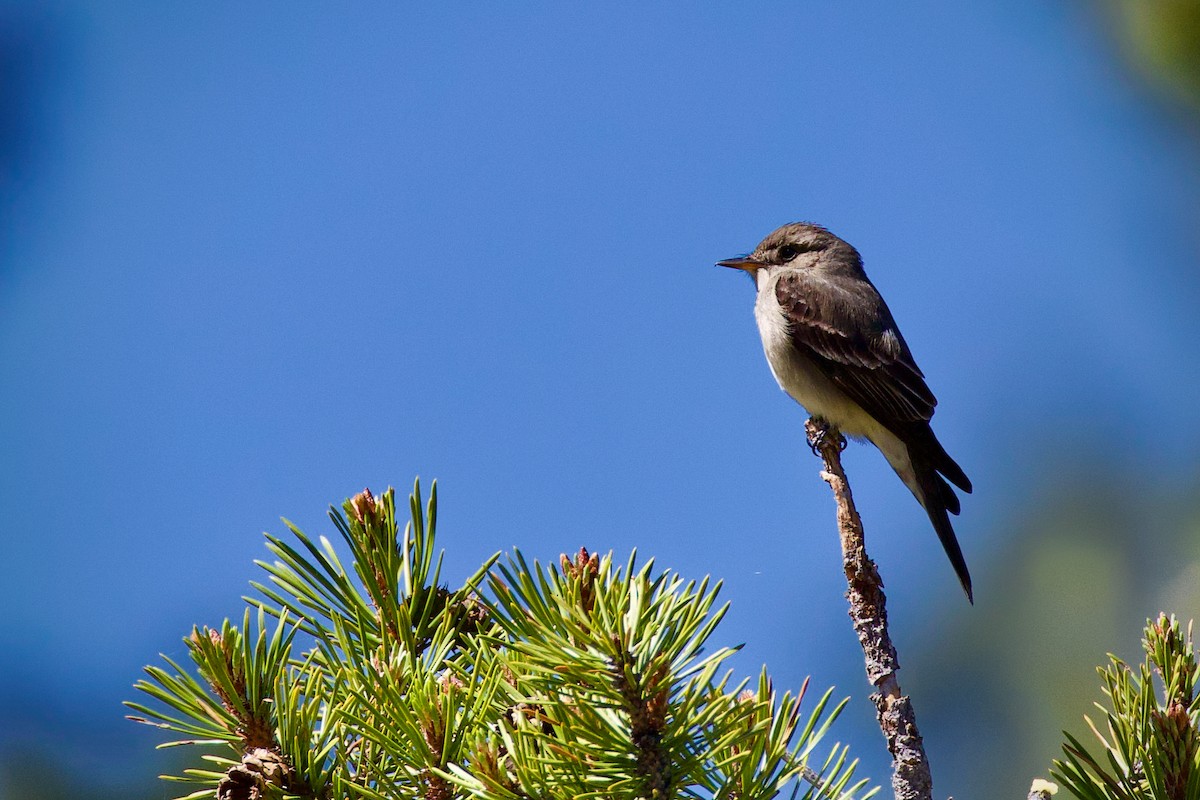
752,273,875,440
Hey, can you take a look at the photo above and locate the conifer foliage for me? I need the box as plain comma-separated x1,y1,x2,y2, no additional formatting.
127,481,875,800
1053,614,1200,800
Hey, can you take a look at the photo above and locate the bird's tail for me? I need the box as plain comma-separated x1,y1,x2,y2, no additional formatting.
907,425,973,602
914,468,973,602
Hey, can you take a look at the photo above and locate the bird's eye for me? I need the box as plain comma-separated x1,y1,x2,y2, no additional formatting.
778,243,807,261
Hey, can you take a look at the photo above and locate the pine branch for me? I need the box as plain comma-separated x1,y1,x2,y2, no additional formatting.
1049,614,1200,800
805,418,934,800
130,480,880,800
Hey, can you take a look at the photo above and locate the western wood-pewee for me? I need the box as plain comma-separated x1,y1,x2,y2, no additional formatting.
719,222,974,601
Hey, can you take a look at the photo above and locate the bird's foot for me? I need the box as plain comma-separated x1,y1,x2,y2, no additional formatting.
806,417,847,456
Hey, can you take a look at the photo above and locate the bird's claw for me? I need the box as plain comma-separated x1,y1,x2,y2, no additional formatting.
806,418,847,456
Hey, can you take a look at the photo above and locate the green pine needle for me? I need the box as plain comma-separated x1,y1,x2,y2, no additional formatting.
129,480,877,800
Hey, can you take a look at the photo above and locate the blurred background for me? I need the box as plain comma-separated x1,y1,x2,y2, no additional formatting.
1,2,1198,798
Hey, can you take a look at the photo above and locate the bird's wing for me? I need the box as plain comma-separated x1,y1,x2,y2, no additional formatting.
774,270,937,426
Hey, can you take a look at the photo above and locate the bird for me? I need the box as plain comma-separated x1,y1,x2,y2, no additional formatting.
718,222,974,601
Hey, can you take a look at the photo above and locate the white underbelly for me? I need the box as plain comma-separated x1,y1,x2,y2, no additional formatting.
753,276,858,428
752,271,922,501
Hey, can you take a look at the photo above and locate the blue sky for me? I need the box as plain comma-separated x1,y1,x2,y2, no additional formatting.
2,2,1199,795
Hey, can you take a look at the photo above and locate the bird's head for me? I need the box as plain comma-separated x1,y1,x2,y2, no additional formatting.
717,222,862,282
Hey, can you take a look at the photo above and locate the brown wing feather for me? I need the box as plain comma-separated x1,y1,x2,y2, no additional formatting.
774,271,936,427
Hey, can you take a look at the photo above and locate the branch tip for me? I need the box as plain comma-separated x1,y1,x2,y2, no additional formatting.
804,416,934,800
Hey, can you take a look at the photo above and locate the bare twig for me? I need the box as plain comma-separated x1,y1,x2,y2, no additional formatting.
1026,779,1057,800
805,417,934,800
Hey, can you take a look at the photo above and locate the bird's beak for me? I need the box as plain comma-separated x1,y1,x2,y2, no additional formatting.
717,255,765,273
